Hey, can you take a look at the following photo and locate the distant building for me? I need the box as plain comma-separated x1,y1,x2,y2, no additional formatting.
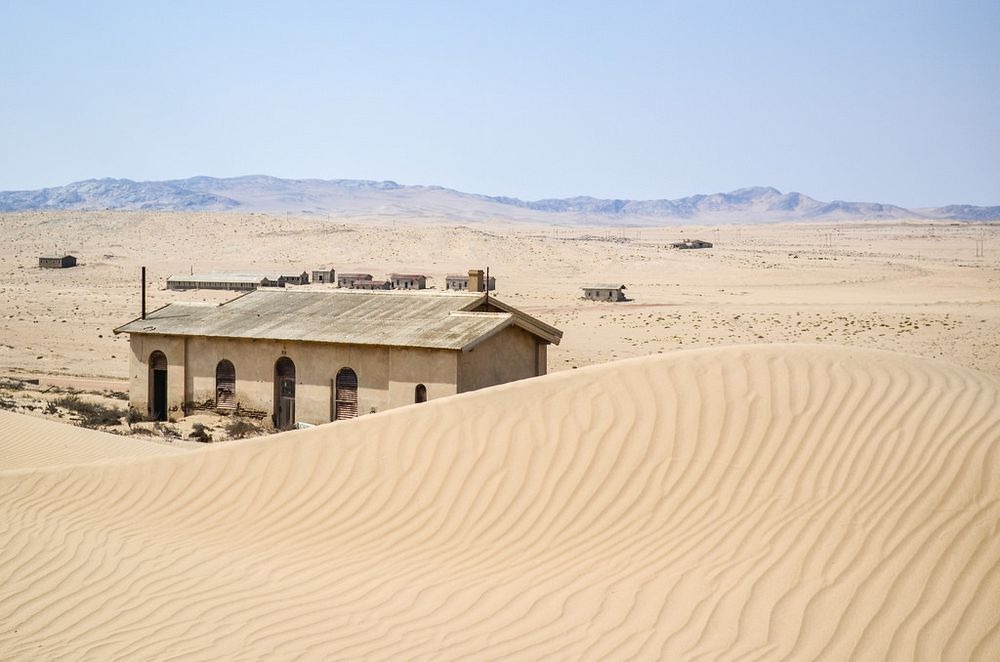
114,289,563,427
338,273,373,288
39,255,77,269
312,268,335,284
280,272,310,286
446,269,496,292
353,279,392,290
389,274,427,290
166,274,281,291
671,239,713,249
582,284,628,302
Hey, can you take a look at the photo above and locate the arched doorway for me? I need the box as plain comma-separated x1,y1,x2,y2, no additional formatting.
216,359,236,409
274,357,296,429
149,350,168,421
415,383,427,403
335,367,358,420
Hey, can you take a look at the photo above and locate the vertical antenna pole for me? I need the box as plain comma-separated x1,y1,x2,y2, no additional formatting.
141,266,146,320
485,266,489,303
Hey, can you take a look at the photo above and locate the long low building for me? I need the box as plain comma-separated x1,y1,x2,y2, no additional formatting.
114,289,562,427
166,272,310,291
167,273,279,291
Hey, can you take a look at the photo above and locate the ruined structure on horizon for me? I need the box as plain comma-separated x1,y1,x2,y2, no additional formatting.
38,255,77,268
114,287,562,428
671,239,713,249
582,284,628,302
447,269,496,292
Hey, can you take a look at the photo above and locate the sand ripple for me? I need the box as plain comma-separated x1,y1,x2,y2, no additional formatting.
1,345,998,660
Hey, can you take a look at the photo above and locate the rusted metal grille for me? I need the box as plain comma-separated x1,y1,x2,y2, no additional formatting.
335,368,358,420
216,359,236,409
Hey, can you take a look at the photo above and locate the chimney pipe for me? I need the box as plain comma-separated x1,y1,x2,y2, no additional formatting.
141,266,146,320
468,269,484,293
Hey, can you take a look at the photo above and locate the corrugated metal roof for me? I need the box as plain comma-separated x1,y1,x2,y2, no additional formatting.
114,289,560,350
582,284,627,290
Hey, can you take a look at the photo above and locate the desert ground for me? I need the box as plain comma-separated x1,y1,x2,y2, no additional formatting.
1,211,998,385
2,211,1000,659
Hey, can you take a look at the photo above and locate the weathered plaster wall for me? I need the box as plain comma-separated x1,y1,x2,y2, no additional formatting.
128,334,187,419
126,334,460,425
457,326,545,393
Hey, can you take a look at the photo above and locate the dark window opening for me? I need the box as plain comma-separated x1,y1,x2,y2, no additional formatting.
274,357,296,429
415,383,427,403
149,350,168,421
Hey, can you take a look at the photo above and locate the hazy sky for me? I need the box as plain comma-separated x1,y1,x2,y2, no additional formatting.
2,1,998,206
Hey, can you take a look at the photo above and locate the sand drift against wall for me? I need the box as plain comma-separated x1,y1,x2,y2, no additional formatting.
1,345,998,660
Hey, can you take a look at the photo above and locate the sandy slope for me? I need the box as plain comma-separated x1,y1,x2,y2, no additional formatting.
0,410,185,470
1,345,999,660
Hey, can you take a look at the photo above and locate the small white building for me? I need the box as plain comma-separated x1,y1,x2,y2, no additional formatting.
582,284,627,302
446,272,496,291
311,268,335,284
338,273,373,288
390,274,427,290
280,272,310,286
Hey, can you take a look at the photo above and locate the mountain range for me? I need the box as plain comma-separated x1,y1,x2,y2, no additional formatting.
1,176,997,224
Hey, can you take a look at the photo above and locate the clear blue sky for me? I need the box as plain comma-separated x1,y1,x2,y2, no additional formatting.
2,1,998,206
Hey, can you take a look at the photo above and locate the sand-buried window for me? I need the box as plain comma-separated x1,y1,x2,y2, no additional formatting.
215,360,236,409
415,383,427,403
335,368,358,420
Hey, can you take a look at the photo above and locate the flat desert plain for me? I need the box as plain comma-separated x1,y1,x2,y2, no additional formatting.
2,211,1000,660
1,211,999,381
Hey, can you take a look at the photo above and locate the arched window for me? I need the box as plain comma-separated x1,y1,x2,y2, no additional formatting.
415,383,427,403
335,367,358,420
216,359,236,409
149,350,168,421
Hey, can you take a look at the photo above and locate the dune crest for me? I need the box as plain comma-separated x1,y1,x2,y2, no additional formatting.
2,345,999,660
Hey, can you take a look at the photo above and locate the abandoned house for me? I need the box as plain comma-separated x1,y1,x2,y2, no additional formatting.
166,273,283,292
671,239,713,249
113,288,562,427
280,272,310,286
338,272,373,288
39,255,77,268
352,279,392,290
312,268,335,284
446,269,496,292
582,284,628,301
389,274,427,290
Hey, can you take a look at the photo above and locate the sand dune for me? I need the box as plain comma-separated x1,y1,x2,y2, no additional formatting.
1,345,999,660
0,410,185,470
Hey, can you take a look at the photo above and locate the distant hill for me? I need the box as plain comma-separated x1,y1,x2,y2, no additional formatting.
1,176,996,224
